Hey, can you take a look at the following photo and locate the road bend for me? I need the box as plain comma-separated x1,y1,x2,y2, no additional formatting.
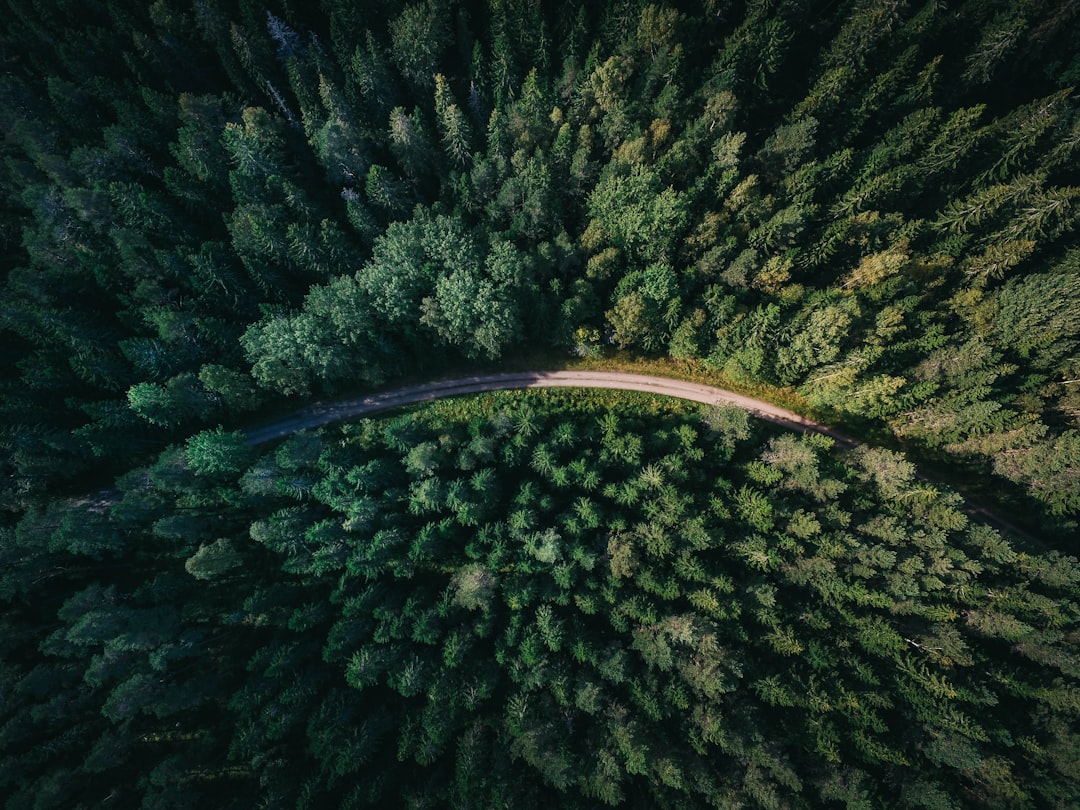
242,370,1038,546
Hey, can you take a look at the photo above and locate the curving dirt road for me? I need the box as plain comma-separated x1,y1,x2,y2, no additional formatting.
243,370,859,447
243,370,1039,546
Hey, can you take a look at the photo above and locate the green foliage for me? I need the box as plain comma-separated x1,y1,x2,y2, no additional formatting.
8,390,1079,806
583,164,688,267
1,0,1079,525
185,427,254,478
185,538,242,580
3,1,1080,805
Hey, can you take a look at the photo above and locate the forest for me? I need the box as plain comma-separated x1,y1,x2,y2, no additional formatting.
1,0,1079,806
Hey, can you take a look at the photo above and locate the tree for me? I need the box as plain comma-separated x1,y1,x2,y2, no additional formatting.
185,538,242,580
583,164,688,267
773,297,857,385
852,446,918,501
242,271,392,396
980,269,1080,367
364,163,411,216
185,426,254,478
754,117,817,185
389,105,436,180
452,563,495,611
389,2,451,91
421,265,518,359
170,93,230,190
993,429,1080,515
127,373,214,428
198,364,265,414
605,262,680,352
434,74,474,166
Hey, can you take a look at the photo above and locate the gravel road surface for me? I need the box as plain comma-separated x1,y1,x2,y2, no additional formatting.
243,370,858,446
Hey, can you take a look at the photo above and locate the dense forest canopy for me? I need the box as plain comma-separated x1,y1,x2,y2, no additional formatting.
5,389,1080,807
1,0,1079,527
2,0,1080,806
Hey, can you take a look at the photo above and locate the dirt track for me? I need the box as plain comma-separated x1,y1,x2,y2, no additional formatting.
243,370,1040,546
244,370,859,446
